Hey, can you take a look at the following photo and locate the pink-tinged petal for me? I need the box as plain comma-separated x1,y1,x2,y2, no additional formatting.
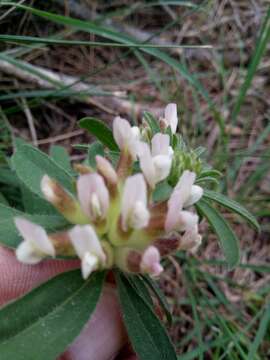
165,171,196,232
184,185,203,207
77,173,109,221
176,211,198,231
151,133,171,157
166,209,198,233
113,116,131,150
14,217,55,257
121,173,149,231
95,156,118,185
68,225,106,264
140,246,163,276
164,103,178,133
152,155,172,183
137,142,156,188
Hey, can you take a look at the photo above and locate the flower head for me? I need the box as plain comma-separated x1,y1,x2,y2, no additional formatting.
121,174,150,232
14,217,55,264
68,225,106,279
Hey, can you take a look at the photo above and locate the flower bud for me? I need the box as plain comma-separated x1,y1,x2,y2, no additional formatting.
169,150,202,187
41,175,89,224
159,103,178,134
73,163,92,174
96,155,118,194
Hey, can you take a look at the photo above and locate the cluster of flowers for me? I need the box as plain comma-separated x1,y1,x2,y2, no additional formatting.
14,104,203,279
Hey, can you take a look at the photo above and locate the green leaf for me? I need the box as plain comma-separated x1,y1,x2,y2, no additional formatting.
87,141,105,168
79,117,118,151
232,8,270,123
141,275,172,325
143,111,160,134
0,166,20,187
0,270,105,360
116,271,177,360
152,181,173,202
11,143,74,198
126,274,154,308
195,176,219,186
197,169,222,179
0,204,69,248
196,199,240,268
0,192,8,205
50,145,74,175
203,189,260,231
20,182,57,215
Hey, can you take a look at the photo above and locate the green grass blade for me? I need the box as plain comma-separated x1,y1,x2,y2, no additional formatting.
232,7,270,123
0,34,211,48
4,3,214,109
247,304,270,360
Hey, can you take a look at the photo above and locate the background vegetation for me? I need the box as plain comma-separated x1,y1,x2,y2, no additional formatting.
0,1,269,358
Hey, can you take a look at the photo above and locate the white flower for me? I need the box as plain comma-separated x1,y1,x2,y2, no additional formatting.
138,133,173,188
68,225,106,279
14,217,55,264
77,173,109,222
165,170,203,232
140,246,163,276
121,174,150,232
113,116,140,160
163,103,178,134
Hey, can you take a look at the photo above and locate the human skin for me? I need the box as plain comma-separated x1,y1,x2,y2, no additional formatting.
0,246,136,360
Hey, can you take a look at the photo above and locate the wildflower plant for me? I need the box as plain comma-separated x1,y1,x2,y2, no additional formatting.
0,104,259,360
